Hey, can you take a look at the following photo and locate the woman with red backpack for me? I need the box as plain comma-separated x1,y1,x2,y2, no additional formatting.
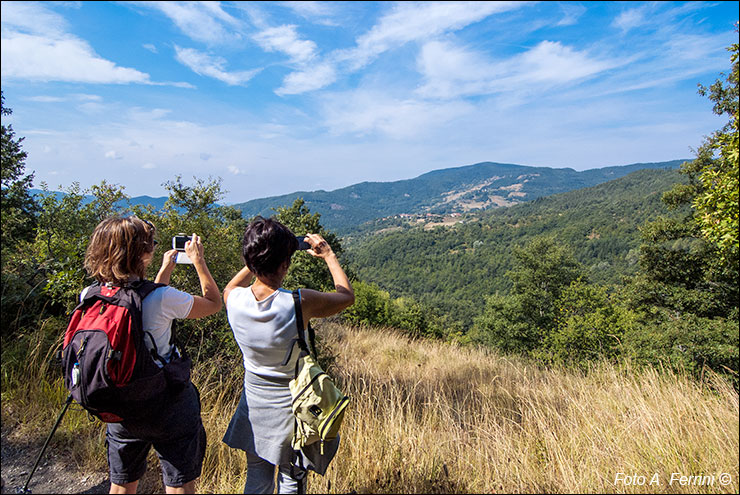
81,216,222,494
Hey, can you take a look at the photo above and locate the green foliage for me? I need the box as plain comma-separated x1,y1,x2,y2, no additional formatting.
273,198,343,292
619,38,739,384
2,180,129,336
346,168,684,328
544,280,635,368
342,280,444,339
1,92,38,255
692,39,739,273
131,176,246,359
623,308,739,382
342,280,393,327
471,237,585,355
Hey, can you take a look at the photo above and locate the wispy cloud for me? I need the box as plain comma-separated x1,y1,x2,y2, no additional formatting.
275,1,530,96
340,1,528,69
416,39,618,100
276,62,336,96
556,3,586,27
613,4,650,32
140,1,243,44
174,45,261,85
320,89,473,139
280,1,339,26
105,150,124,160
253,24,317,64
1,1,187,86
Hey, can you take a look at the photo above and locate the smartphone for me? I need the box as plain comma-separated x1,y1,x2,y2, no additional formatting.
296,235,311,251
172,234,192,251
173,234,193,264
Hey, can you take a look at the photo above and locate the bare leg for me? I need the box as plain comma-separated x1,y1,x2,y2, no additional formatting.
110,480,139,494
165,480,196,494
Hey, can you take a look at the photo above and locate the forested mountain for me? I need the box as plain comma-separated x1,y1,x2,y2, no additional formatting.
232,160,686,233
30,189,170,211
344,167,687,327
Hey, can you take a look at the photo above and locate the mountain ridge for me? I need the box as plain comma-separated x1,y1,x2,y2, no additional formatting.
231,159,688,233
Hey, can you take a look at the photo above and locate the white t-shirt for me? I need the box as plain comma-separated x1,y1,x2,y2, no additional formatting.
80,284,194,364
226,286,301,379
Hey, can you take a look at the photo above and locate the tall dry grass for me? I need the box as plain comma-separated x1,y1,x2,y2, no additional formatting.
2,320,738,493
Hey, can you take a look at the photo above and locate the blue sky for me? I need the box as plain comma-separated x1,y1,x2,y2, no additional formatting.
1,1,737,204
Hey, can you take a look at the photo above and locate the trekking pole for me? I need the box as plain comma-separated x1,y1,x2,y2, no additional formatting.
18,393,74,494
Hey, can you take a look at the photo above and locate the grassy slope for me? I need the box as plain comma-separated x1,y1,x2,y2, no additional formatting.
2,320,738,493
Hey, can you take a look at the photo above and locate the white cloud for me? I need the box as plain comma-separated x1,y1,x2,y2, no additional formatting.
105,150,124,160
321,89,473,139
0,0,68,37
416,40,618,100
1,31,152,84
341,1,527,69
1,2,188,86
143,43,158,53
556,4,586,27
254,25,318,64
142,162,156,169
276,62,337,96
27,96,65,103
174,46,261,85
613,5,649,32
228,165,246,175
281,1,338,26
141,1,242,44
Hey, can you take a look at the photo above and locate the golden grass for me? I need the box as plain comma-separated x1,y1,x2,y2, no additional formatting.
2,320,738,493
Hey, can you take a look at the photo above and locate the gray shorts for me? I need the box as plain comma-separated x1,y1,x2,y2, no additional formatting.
105,382,206,487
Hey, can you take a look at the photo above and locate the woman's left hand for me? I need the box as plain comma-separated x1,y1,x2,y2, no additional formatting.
155,249,178,284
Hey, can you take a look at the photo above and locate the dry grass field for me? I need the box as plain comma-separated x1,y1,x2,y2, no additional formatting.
2,320,738,493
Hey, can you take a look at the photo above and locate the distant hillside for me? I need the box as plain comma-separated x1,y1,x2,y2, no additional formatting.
344,167,688,327
232,160,687,233
30,190,171,211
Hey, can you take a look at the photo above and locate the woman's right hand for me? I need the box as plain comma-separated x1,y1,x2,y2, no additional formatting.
184,233,205,265
305,233,334,260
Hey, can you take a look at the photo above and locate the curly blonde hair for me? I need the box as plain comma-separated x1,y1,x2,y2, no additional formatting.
84,216,156,285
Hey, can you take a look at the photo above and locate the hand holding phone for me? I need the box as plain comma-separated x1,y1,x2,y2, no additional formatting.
173,234,193,264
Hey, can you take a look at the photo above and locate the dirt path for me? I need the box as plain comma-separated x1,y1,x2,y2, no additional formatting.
1,435,106,494
1,426,163,494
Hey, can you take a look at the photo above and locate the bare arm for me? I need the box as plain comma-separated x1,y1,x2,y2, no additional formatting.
183,234,222,319
223,265,255,305
301,233,354,323
154,249,178,285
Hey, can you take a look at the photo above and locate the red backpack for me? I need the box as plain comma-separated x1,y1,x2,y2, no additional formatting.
62,280,187,422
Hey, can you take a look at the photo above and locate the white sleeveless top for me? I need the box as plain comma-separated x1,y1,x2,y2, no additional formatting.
226,286,301,379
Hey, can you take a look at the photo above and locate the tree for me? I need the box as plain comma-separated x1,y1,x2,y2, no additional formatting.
692,37,739,272
624,36,740,383
471,237,584,355
1,91,38,253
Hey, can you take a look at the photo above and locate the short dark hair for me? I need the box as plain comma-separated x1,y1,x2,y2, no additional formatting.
242,216,298,276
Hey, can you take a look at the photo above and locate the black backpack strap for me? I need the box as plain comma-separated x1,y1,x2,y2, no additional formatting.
282,290,316,367
293,289,317,357
130,280,166,299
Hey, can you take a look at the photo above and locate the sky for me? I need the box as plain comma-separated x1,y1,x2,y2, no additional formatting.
1,1,738,204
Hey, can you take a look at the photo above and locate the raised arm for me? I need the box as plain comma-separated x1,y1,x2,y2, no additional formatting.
183,234,223,319
223,265,255,305
300,233,354,323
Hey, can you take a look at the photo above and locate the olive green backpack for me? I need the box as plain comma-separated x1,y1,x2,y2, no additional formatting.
283,290,349,456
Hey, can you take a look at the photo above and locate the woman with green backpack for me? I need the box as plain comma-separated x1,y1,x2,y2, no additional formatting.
222,216,354,494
